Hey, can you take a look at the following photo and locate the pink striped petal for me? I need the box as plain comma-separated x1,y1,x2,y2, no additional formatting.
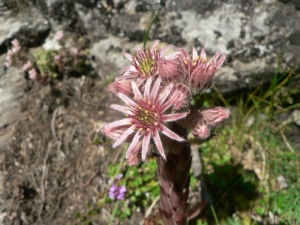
156,83,173,107
153,129,166,160
113,125,135,148
144,77,152,100
122,52,133,61
152,40,160,49
200,48,206,59
149,77,161,103
125,131,142,159
160,125,185,142
160,44,174,57
142,131,151,161
110,104,133,115
103,118,131,129
117,93,138,108
161,112,188,122
216,54,226,69
159,98,174,113
192,47,198,61
131,81,143,100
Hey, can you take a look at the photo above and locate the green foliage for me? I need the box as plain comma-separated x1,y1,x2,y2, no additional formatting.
192,69,300,224
107,157,160,220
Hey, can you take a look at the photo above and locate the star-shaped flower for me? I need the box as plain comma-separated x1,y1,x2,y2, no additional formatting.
102,77,188,162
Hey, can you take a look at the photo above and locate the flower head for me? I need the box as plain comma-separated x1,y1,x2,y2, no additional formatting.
179,47,226,93
28,68,38,80
22,61,32,71
102,77,188,162
120,40,180,82
54,30,64,41
109,184,127,200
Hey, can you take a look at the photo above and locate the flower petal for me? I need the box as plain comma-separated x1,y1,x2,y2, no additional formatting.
122,52,133,61
160,125,185,142
125,131,142,159
149,77,161,103
152,129,166,159
156,83,173,107
131,81,143,100
161,112,188,122
142,131,151,161
144,77,152,101
110,104,133,115
117,93,138,108
113,125,135,148
103,118,132,129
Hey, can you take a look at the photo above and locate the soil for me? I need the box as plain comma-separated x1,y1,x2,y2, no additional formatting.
0,75,133,225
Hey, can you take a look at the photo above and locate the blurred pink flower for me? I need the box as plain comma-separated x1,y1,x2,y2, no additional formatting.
70,47,78,55
102,77,188,161
22,61,32,71
120,40,180,82
201,107,230,127
11,39,21,53
54,30,64,41
5,60,12,68
178,47,226,93
54,54,61,61
28,68,38,80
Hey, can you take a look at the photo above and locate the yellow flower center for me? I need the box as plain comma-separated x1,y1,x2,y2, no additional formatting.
139,57,155,76
137,107,159,127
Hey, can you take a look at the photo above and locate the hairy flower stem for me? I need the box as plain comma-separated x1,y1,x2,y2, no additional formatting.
157,123,192,225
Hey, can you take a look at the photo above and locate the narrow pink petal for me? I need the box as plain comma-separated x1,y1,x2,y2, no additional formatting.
200,48,206,59
144,77,152,100
131,81,143,100
152,40,160,49
216,54,226,69
141,131,151,161
149,77,162,103
159,98,173,113
160,44,174,57
192,47,198,60
161,112,188,122
209,50,220,64
117,93,138,108
110,104,133,115
125,131,142,159
152,129,166,159
120,65,136,76
113,125,135,148
104,118,131,129
122,52,133,61
160,125,185,142
156,83,173,107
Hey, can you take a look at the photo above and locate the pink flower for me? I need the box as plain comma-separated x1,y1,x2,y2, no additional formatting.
179,47,226,93
170,83,191,110
201,107,230,127
22,61,32,71
28,68,38,80
120,40,180,82
54,54,61,61
192,119,210,139
54,30,64,41
5,60,12,68
70,47,78,55
11,39,21,52
102,77,188,161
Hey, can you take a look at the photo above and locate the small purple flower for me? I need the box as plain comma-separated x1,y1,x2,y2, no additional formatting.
109,184,127,200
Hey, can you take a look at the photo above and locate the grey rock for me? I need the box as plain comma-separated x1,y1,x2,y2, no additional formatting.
0,56,25,150
0,2,50,50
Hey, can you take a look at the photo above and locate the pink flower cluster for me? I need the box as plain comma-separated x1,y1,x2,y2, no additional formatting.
103,40,230,165
5,39,21,68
